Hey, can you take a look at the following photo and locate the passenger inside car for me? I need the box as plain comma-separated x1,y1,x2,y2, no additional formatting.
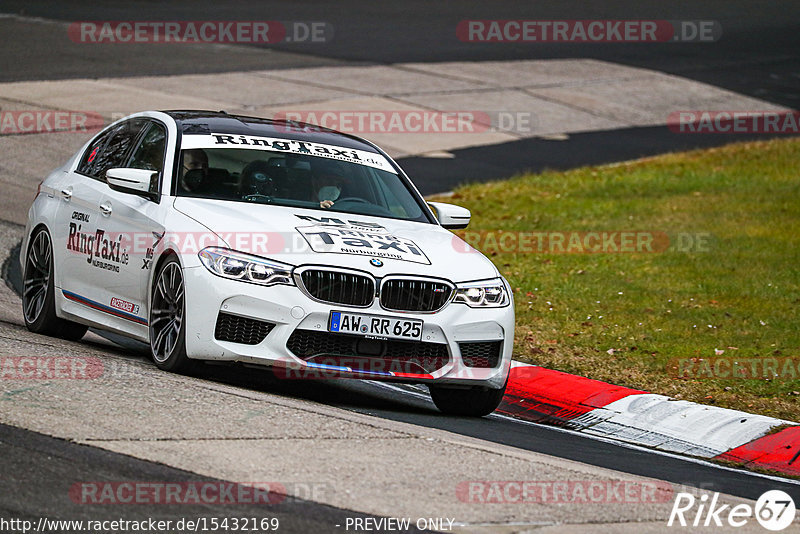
239,159,281,199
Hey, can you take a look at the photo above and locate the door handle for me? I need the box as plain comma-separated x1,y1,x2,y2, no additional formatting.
60,188,72,201
100,202,112,216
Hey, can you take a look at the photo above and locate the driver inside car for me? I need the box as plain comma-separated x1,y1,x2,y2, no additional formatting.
311,161,347,209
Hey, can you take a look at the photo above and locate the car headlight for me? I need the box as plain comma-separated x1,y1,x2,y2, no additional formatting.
198,247,293,286
453,278,510,308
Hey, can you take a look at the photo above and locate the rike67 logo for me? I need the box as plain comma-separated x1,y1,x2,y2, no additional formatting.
668,490,796,531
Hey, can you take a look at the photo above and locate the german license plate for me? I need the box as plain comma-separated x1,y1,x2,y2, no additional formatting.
328,311,422,341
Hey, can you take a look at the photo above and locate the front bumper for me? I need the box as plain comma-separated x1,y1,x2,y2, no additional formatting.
182,266,514,388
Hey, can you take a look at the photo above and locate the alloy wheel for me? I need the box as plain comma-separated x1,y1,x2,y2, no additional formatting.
23,230,52,324
150,262,185,363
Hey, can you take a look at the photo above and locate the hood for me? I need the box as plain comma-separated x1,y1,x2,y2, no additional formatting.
173,198,499,282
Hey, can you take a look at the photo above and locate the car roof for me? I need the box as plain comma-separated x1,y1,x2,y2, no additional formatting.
163,110,381,153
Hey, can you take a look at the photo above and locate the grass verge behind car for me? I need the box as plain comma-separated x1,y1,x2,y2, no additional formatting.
428,138,800,421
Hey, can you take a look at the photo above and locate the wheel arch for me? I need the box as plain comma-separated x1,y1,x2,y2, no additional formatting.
25,222,51,252
23,222,55,286
147,248,181,305
147,249,192,371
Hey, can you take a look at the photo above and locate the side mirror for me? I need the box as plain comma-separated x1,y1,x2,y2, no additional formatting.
428,201,471,229
106,168,157,199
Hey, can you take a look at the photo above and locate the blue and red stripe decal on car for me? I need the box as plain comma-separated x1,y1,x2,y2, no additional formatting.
304,361,433,379
61,290,148,326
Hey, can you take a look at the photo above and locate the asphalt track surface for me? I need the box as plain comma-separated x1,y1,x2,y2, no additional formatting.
2,1,800,190
2,1,800,529
0,423,405,533
3,255,800,514
3,0,800,110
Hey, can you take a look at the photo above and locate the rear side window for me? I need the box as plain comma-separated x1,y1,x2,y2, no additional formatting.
76,129,113,177
77,119,146,180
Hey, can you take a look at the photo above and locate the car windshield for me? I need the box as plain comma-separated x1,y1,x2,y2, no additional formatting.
175,147,430,222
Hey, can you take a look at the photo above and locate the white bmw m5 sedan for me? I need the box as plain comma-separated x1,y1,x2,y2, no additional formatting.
21,110,514,416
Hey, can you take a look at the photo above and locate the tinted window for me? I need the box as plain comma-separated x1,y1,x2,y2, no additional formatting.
77,128,114,177
128,122,167,193
175,147,428,222
87,119,147,180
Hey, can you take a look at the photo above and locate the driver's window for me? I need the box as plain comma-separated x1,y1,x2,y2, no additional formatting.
128,123,167,194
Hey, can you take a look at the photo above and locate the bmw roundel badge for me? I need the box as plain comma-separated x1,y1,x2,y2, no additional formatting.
370,258,384,267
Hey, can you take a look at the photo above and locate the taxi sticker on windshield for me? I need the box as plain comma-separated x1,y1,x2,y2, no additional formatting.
181,133,395,172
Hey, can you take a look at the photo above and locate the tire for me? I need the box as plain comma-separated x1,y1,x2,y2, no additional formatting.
149,256,194,373
429,381,507,417
22,228,88,341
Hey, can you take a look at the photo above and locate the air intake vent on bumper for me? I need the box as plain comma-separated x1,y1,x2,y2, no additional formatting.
459,341,502,368
214,312,275,345
286,330,449,374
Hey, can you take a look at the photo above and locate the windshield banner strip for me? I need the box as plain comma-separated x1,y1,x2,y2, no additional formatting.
181,133,395,172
